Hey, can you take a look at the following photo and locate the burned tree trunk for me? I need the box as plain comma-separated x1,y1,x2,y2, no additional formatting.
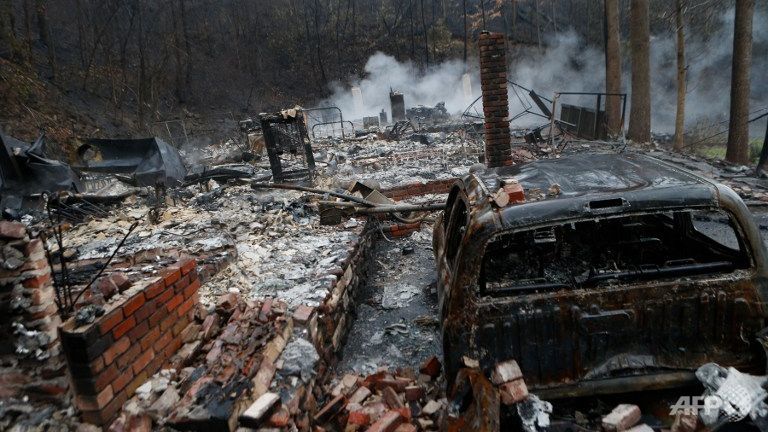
604,0,622,136
725,0,754,165
0,0,24,62
673,0,686,151
35,0,56,78
627,0,651,143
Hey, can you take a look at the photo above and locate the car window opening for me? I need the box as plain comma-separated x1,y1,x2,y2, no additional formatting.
479,210,750,296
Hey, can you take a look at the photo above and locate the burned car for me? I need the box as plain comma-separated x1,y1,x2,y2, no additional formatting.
433,152,768,399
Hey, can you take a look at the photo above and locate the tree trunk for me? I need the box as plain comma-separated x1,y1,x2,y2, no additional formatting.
462,0,467,64
627,0,651,143
0,0,24,61
420,0,429,65
35,0,56,78
604,0,622,136
673,0,686,151
725,0,754,165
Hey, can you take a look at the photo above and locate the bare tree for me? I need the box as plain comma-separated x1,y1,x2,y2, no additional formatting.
603,0,622,136
673,0,686,151
35,0,56,78
725,0,754,164
627,0,651,143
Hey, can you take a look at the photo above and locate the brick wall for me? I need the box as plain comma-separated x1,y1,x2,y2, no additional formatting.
479,31,512,168
59,258,200,425
0,221,66,400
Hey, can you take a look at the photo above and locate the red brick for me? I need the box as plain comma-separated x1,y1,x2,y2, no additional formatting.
348,410,371,426
367,411,403,432
166,293,183,312
419,356,441,378
183,279,200,299
154,287,174,306
127,320,149,342
172,317,188,336
112,316,136,339
162,267,181,285
160,313,177,332
112,368,134,393
148,307,168,327
163,336,183,359
102,336,131,366
144,278,166,299
293,305,315,324
94,364,119,392
180,259,196,275
122,293,146,317
116,344,141,370
126,371,147,396
74,384,113,411
153,331,173,352
0,221,26,239
394,423,417,432
132,350,154,374
177,296,195,318
22,273,51,288
140,327,161,351
173,274,190,294
133,301,156,322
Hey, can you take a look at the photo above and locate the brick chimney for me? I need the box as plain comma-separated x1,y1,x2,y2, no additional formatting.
479,31,511,167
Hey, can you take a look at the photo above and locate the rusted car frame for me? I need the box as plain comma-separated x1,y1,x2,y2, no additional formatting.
433,152,768,399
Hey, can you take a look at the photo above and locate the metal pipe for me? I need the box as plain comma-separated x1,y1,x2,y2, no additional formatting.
318,200,445,213
251,182,376,207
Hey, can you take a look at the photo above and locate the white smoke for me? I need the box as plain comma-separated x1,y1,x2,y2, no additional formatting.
322,52,481,121
323,6,766,137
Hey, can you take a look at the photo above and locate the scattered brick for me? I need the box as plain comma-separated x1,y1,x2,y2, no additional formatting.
602,404,642,432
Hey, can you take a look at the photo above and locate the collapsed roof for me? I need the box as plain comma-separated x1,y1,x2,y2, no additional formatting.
0,132,83,209
75,137,187,187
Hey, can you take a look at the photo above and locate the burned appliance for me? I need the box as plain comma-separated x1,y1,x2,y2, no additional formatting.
0,132,83,209
390,90,406,122
75,137,187,187
433,152,768,398
259,108,316,183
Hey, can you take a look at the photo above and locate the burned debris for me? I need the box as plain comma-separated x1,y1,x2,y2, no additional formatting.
0,132,83,210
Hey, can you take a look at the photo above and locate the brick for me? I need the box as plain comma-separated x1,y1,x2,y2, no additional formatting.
293,305,315,324
419,356,441,378
132,349,154,374
348,386,371,405
144,278,166,299
240,392,280,428
154,286,174,306
163,337,183,359
162,267,181,286
491,359,523,385
154,331,173,352
94,364,119,392
112,316,136,339
148,307,168,327
75,384,114,411
267,405,291,427
22,273,51,288
180,259,196,275
102,336,131,366
126,370,148,396
140,327,161,351
116,344,141,370
172,317,188,336
160,313,177,332
602,404,641,432
348,410,371,426
183,278,200,299
0,221,26,239
112,368,134,393
127,320,149,342
499,379,529,405
394,424,417,432
133,301,156,322
177,296,196,318
122,293,146,317
166,293,183,312
173,274,190,293
404,386,424,402
367,410,403,432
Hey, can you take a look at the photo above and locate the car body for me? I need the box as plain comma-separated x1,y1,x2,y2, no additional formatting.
433,152,768,399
